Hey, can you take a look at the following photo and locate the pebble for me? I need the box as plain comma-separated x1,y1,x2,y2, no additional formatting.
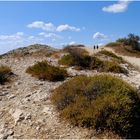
8,95,16,99
10,109,24,124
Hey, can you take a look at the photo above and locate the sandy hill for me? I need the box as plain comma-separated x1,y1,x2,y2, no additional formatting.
0,44,140,139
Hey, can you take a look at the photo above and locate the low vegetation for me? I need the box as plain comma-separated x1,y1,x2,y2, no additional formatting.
51,75,140,138
106,34,140,56
0,65,12,84
102,61,127,74
59,47,91,68
90,56,127,73
26,61,68,81
63,44,85,52
59,49,127,74
98,50,123,61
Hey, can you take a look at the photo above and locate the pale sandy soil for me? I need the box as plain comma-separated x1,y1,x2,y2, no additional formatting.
105,47,140,70
83,46,140,70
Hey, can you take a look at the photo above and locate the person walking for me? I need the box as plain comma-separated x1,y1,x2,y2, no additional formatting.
97,45,99,49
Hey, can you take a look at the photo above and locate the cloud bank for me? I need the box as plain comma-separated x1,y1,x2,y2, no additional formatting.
93,32,107,39
27,21,80,32
102,0,130,13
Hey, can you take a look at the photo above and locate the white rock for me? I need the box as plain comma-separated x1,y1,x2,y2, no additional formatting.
42,106,52,115
11,109,24,124
8,95,16,99
25,113,31,120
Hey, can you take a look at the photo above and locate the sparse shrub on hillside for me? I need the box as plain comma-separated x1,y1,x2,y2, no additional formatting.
63,45,88,55
117,34,140,51
58,54,76,66
90,57,103,70
63,44,85,51
26,61,68,81
59,54,92,68
59,53,127,74
0,65,12,84
107,34,140,53
106,42,121,47
59,47,91,68
51,75,140,138
99,50,122,61
102,61,127,74
90,57,127,74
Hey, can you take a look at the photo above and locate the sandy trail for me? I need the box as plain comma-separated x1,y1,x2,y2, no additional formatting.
105,47,140,69
83,46,140,69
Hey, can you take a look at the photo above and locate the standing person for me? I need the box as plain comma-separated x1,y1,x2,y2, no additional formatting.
94,45,95,49
97,45,99,49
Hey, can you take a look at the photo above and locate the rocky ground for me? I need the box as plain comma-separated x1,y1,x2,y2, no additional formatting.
1,46,140,139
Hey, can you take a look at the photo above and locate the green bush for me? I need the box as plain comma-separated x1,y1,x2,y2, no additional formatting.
0,65,12,84
117,34,140,51
26,61,68,81
90,57,103,70
99,50,122,61
59,54,127,74
59,48,92,68
63,45,86,52
51,75,140,138
90,58,127,74
106,42,121,47
58,54,76,66
102,61,127,74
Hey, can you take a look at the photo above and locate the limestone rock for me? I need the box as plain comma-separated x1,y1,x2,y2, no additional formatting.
11,109,24,124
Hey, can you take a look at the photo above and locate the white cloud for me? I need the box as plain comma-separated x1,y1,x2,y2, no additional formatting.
102,0,130,13
27,21,81,32
38,32,46,36
28,36,35,40
16,32,24,36
27,21,55,31
0,32,24,41
93,32,107,39
56,24,80,32
69,41,76,45
39,32,62,39
98,43,104,46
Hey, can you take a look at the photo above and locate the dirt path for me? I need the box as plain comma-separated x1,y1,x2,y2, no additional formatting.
83,46,140,70
81,47,102,56
104,47,140,70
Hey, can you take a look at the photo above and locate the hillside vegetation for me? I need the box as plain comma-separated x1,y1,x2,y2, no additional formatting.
0,65,12,84
106,34,140,57
26,61,68,81
59,46,127,74
51,75,140,138
1,43,140,139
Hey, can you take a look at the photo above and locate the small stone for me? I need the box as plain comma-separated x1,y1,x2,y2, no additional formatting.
5,85,11,89
25,94,31,98
0,134,4,139
25,114,31,120
8,95,16,99
7,135,14,139
14,82,21,86
0,92,9,96
7,129,14,136
36,126,40,130
1,129,14,139
11,109,24,124
42,106,52,115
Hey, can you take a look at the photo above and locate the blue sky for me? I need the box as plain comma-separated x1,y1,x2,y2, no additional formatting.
0,1,140,54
